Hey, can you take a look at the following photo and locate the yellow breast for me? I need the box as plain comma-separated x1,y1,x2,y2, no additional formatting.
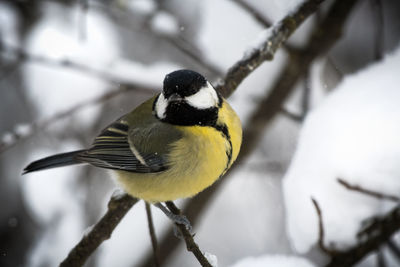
115,100,242,203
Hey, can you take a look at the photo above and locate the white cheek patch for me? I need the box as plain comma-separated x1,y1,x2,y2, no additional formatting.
155,93,168,119
184,82,219,109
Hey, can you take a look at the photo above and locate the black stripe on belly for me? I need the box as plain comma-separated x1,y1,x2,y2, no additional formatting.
212,123,233,175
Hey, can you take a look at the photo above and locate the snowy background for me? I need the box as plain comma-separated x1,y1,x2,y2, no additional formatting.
1,0,400,266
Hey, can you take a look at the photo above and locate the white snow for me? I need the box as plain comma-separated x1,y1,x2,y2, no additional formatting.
23,2,120,126
204,252,218,267
1,132,15,145
268,0,306,22
150,11,179,35
111,188,127,201
243,28,273,60
83,224,95,237
283,45,400,253
231,254,316,267
128,0,157,15
14,123,33,137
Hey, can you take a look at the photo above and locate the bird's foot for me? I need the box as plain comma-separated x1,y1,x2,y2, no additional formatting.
154,202,192,232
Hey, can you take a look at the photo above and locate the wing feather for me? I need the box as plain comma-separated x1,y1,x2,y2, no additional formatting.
78,120,167,173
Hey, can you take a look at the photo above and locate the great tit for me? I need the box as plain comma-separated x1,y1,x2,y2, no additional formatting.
23,69,242,203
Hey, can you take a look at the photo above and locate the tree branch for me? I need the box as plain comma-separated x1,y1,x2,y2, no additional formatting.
312,195,400,267
0,44,148,87
230,0,272,27
90,1,224,78
165,201,213,267
326,204,400,267
216,0,325,97
337,178,400,202
145,202,160,267
59,192,139,267
0,84,156,154
387,239,400,261
311,198,335,254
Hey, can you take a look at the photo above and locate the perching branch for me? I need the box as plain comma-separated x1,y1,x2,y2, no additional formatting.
338,178,400,203
60,192,138,267
165,201,213,267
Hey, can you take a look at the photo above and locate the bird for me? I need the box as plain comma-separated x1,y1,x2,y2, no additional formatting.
24,69,242,208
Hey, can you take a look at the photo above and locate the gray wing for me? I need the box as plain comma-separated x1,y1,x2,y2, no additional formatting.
78,120,167,173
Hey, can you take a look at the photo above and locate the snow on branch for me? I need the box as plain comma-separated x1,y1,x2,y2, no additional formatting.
312,185,400,267
327,204,400,267
216,0,325,97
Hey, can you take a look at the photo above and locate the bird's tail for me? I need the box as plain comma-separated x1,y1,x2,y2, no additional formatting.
23,150,86,174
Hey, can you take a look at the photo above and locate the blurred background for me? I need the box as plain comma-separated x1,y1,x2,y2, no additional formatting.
0,0,400,266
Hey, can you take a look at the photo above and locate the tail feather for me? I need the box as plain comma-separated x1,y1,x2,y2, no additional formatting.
23,150,86,174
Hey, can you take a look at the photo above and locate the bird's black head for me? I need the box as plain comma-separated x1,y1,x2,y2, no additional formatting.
153,69,222,126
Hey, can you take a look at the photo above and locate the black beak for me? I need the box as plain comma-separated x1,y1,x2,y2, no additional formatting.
168,93,183,102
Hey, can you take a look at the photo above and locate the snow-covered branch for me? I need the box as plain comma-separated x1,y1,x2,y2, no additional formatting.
216,0,325,97
326,204,400,267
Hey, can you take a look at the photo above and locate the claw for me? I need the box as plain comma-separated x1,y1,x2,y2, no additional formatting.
154,203,193,232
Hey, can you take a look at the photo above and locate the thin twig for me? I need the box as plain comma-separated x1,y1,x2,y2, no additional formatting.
387,239,400,262
0,84,156,153
311,198,335,254
230,0,272,27
370,0,384,61
145,202,160,267
78,0,89,41
0,44,158,88
302,68,311,119
165,201,212,267
337,178,400,203
377,248,387,267
280,107,303,123
60,193,139,267
90,1,223,78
